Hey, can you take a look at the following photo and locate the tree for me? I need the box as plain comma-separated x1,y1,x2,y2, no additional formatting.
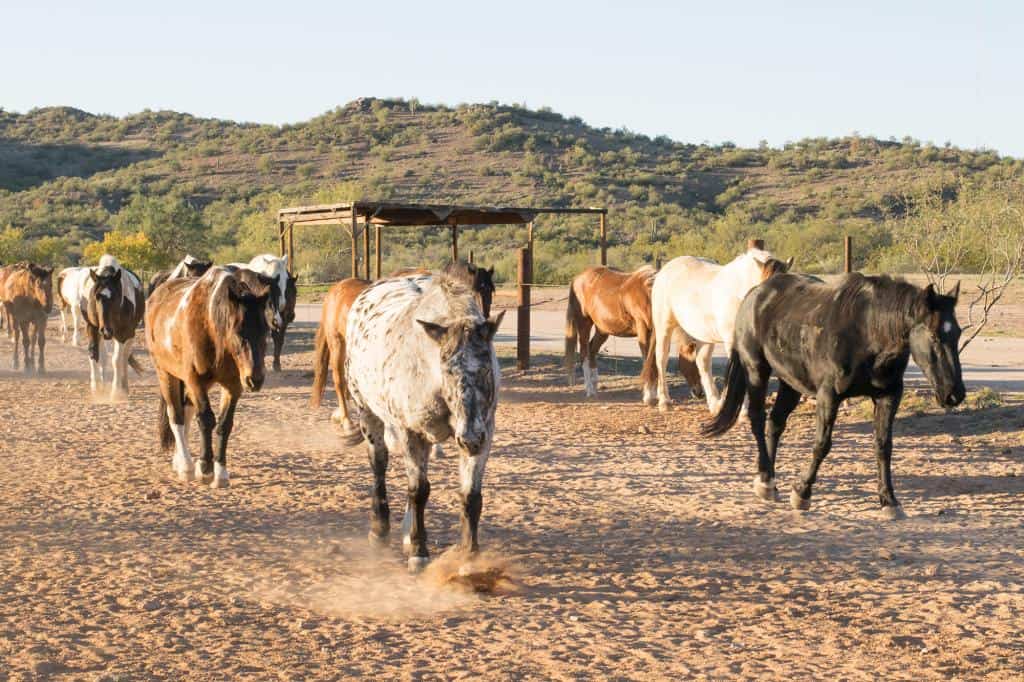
893,180,1024,350
111,195,207,266
0,226,30,263
82,230,160,272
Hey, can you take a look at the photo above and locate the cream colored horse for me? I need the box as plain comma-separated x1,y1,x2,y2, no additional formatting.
644,247,791,413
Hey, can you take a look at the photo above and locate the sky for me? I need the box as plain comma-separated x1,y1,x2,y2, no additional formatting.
4,1,1023,156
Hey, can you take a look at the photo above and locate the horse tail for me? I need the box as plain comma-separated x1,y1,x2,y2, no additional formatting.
640,326,660,388
309,324,330,408
701,350,747,437
158,395,174,451
564,281,581,384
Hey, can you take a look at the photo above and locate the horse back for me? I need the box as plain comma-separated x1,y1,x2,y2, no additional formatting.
322,277,370,343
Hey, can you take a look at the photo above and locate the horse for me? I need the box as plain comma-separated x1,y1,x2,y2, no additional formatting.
1,262,53,372
311,261,496,433
564,265,704,400
701,273,966,519
56,266,95,346
345,273,504,572
147,255,213,298
82,255,146,397
228,254,295,371
644,246,792,413
146,267,275,487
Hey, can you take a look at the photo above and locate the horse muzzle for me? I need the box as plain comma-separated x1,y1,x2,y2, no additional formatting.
939,385,966,408
456,435,486,456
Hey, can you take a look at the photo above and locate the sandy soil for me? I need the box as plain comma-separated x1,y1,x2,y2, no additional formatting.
1,321,1023,680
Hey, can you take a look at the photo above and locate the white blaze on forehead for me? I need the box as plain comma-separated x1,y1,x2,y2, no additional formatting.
942,321,953,334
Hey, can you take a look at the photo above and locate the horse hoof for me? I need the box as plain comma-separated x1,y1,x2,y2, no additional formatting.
408,556,430,574
210,476,229,489
879,505,906,521
177,468,195,483
753,477,779,502
790,489,811,511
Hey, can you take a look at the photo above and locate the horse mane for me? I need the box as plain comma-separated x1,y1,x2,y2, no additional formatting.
832,274,925,345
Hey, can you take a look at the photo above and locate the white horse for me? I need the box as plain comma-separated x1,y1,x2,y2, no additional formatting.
56,266,93,346
228,254,289,328
345,273,504,572
644,247,791,413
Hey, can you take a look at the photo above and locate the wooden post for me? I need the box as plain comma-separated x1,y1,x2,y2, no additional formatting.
278,220,286,258
374,225,382,280
350,205,358,278
450,224,459,262
468,249,474,264
599,212,607,265
747,238,765,250
287,222,295,272
363,220,371,280
516,247,531,370
844,235,853,273
527,221,534,254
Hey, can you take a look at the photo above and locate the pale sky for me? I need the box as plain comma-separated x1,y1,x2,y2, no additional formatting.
4,1,1022,156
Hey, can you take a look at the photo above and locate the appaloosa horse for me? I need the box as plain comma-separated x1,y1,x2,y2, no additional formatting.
311,261,496,433
146,267,275,487
83,255,146,397
346,273,504,572
1,262,53,372
702,273,966,519
565,265,703,400
147,255,213,298
645,246,791,413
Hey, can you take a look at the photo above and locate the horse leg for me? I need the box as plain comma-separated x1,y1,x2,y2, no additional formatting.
271,326,284,372
653,322,675,411
758,381,801,501
87,326,102,390
742,358,776,501
457,435,491,558
71,304,80,347
59,305,68,344
188,383,216,485
211,381,241,489
396,430,431,572
577,317,593,395
161,374,195,482
791,389,840,511
586,331,608,397
361,412,390,548
695,343,720,413
34,318,45,375
873,390,905,519
20,320,33,373
110,341,124,400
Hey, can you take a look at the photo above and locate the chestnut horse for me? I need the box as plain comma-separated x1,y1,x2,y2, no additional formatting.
1,262,53,372
146,267,274,487
310,261,495,434
565,265,703,400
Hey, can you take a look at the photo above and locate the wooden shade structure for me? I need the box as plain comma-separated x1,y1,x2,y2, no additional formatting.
277,201,608,370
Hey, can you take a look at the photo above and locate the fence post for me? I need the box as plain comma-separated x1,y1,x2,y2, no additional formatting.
374,225,382,280
516,247,531,370
844,235,853,273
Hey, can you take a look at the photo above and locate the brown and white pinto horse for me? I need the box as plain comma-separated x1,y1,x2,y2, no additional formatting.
146,267,274,487
83,255,146,397
310,261,496,435
565,265,702,400
1,262,53,372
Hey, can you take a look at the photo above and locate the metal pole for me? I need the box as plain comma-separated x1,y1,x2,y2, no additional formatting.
350,205,358,278
844,235,853,273
516,247,531,370
375,225,382,280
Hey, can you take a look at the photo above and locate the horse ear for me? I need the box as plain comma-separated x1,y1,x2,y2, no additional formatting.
89,269,99,282
923,283,938,308
483,311,505,342
947,280,961,302
487,266,495,277
785,257,794,271
417,319,449,343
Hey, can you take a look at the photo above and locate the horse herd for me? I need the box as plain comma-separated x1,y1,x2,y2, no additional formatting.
0,242,967,570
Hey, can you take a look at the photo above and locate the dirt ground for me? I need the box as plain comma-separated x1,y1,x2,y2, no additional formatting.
2,321,1023,681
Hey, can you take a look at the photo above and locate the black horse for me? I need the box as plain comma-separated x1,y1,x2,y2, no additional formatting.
147,255,213,298
444,261,496,317
702,272,965,519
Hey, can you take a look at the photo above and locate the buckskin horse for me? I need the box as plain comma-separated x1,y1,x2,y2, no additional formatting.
565,264,703,401
645,246,792,413
146,267,275,488
345,272,504,572
1,262,53,373
702,273,965,519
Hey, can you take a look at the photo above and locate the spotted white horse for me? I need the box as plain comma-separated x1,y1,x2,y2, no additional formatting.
346,273,504,572
645,246,791,413
56,266,94,346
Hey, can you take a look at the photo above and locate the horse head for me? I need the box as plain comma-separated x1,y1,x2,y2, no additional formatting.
747,248,793,282
26,264,54,312
89,266,123,339
184,258,213,278
471,265,496,317
909,282,966,408
215,271,274,392
417,302,505,456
